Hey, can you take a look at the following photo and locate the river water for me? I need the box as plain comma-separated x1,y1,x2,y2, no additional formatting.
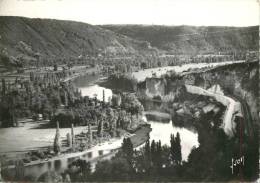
1,61,241,180
73,74,112,102
73,62,243,160
73,72,199,162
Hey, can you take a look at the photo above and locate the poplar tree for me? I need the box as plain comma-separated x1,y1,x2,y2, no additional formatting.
151,140,156,165
170,133,182,165
156,140,162,169
71,123,75,151
143,139,151,172
175,132,182,164
1,78,6,96
170,134,176,163
122,138,134,164
54,121,61,154
14,160,24,181
88,123,92,145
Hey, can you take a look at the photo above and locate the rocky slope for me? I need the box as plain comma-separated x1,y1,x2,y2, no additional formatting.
101,25,259,54
0,16,153,66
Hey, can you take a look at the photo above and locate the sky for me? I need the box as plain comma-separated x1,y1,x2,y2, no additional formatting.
0,0,259,26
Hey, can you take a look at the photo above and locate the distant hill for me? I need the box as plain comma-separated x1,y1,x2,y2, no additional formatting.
0,16,258,69
0,16,153,67
101,25,259,54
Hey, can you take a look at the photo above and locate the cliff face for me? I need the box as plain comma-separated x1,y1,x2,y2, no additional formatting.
144,78,166,98
137,62,258,121
191,62,258,121
137,76,185,102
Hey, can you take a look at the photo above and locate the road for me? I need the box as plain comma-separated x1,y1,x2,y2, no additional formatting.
229,95,255,140
185,84,241,136
132,60,245,82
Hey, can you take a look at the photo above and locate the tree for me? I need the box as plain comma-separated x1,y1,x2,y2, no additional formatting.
151,140,156,165
88,123,93,145
141,62,147,69
93,156,133,181
64,173,71,183
170,133,182,165
72,159,91,181
50,91,61,109
155,140,162,169
71,123,75,151
144,139,151,161
0,162,2,182
170,134,175,163
121,93,144,117
143,139,151,172
122,138,134,165
97,120,103,138
10,96,18,127
175,132,182,165
38,171,63,182
53,64,58,71
93,94,98,106
14,160,24,181
54,121,61,154
1,78,6,96
102,89,105,103
31,94,42,114
111,94,122,107
64,91,68,106
67,133,72,147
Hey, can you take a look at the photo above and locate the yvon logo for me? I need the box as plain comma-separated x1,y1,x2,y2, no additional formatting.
230,156,245,174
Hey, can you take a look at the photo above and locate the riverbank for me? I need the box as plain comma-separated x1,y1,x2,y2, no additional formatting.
0,121,86,155
1,123,152,181
144,111,171,122
129,124,152,148
62,66,99,82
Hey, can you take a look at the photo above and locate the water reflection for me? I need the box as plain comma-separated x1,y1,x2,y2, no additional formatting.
73,75,113,102
140,99,167,112
143,116,199,161
79,84,112,102
73,75,100,87
74,74,199,161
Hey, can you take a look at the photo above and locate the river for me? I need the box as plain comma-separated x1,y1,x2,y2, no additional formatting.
73,61,243,160
73,74,112,102
1,61,242,180
73,72,199,162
